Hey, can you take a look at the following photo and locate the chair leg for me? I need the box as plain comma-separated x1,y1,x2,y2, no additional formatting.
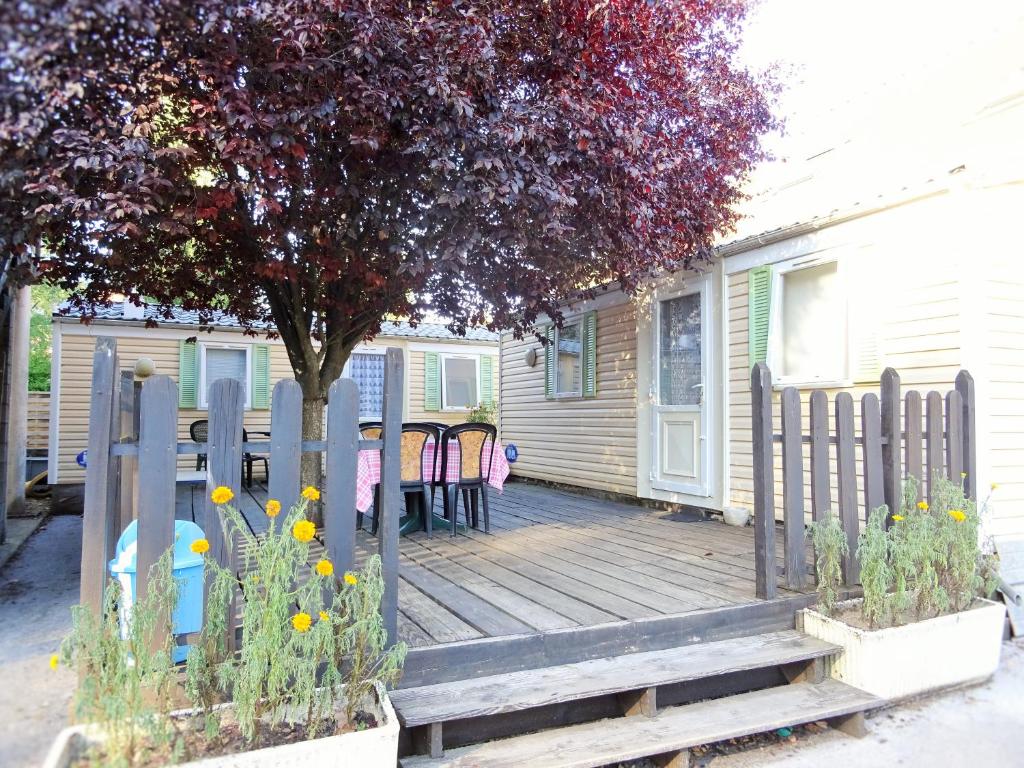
470,489,480,530
461,488,470,527
481,485,490,533
356,511,364,531
371,485,381,536
422,485,432,538
446,484,458,538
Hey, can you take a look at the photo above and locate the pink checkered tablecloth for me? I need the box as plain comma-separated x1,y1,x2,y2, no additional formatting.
354,439,510,512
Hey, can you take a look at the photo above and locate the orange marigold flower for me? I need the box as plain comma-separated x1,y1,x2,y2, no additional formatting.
190,538,210,555
892,515,904,522
292,520,316,543
210,486,234,505
917,501,929,511
265,499,282,518
948,509,966,523
301,486,321,502
291,612,312,633
319,611,330,622
343,572,358,586
315,559,334,577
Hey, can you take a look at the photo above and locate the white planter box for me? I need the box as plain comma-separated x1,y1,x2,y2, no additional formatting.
43,684,399,768
800,598,1006,701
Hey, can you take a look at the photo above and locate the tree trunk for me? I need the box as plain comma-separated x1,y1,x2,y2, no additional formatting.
300,389,326,523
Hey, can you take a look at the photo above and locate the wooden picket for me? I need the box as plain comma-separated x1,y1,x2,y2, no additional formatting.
750,364,978,596
80,337,405,652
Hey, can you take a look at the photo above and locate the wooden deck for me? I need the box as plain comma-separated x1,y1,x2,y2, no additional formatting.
175,479,808,649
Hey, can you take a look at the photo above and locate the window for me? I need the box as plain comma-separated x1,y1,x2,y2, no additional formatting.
441,355,479,410
347,352,386,418
554,321,582,396
199,344,250,408
770,260,847,383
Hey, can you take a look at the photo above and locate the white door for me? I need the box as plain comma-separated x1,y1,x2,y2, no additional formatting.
652,282,709,495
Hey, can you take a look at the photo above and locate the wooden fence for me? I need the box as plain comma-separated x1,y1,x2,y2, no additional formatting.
751,364,977,600
27,391,49,453
79,336,405,650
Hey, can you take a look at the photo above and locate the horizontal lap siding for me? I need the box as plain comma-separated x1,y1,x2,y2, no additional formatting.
500,302,638,496
27,391,49,452
729,260,964,523
984,269,1024,536
56,334,285,484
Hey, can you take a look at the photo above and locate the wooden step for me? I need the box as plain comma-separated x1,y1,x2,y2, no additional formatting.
400,678,882,768
392,630,839,727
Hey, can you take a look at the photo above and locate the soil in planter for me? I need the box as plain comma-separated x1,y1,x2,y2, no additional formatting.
70,709,379,768
828,597,989,631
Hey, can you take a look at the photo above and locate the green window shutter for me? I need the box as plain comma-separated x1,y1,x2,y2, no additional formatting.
748,266,773,369
424,351,441,411
178,339,198,409
543,325,555,399
251,345,271,409
479,355,495,406
581,311,597,398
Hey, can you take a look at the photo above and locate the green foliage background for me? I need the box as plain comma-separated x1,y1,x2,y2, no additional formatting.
28,283,67,391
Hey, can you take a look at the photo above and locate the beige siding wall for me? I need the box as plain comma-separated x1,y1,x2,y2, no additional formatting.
727,200,968,522
500,300,638,496
54,329,496,484
406,349,498,426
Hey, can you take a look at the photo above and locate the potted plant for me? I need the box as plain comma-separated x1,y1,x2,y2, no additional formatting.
44,487,407,767
800,475,1004,701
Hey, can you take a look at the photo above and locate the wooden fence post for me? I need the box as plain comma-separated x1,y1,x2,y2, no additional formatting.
268,379,303,513
378,348,404,643
955,370,977,501
880,367,902,524
80,337,119,616
135,375,177,651
945,390,964,482
834,392,859,586
325,377,359,579
904,391,923,499
780,387,805,590
925,391,943,504
118,370,137,534
861,393,884,519
203,378,245,649
750,363,776,600
808,390,831,523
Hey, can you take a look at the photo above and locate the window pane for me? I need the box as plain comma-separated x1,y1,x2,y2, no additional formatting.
555,322,582,394
659,293,702,405
782,262,845,380
205,348,247,402
444,357,477,409
349,353,385,418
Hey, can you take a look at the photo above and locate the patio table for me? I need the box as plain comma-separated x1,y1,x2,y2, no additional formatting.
354,437,510,532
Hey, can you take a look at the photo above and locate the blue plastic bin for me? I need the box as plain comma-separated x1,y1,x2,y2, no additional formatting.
109,519,206,663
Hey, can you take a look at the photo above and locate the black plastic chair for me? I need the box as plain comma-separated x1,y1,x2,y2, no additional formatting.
388,423,441,537
189,420,267,488
357,422,384,530
440,422,497,536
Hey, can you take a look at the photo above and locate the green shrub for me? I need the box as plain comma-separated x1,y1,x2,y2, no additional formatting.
857,506,892,628
467,400,497,425
810,510,848,616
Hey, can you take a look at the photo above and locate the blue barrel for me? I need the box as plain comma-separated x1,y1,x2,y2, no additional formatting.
109,520,206,663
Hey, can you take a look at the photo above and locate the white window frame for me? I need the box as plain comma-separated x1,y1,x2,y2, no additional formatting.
552,317,583,399
198,342,252,410
440,353,481,411
766,254,851,388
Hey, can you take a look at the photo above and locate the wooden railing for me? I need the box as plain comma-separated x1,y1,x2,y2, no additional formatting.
750,364,977,599
79,336,404,648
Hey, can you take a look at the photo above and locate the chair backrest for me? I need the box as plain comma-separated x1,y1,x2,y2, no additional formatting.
190,419,208,443
441,422,497,483
400,423,441,484
359,421,383,440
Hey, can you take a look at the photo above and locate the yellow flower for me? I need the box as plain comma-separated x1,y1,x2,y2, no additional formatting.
315,559,334,577
960,472,967,479
301,486,321,502
210,486,234,505
991,482,999,491
949,509,966,523
265,499,282,518
343,572,358,586
49,654,59,671
292,520,316,543
291,612,312,633
319,611,330,622
917,501,929,511
190,538,210,555
892,515,904,522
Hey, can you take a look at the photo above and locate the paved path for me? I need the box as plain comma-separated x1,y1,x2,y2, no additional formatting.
0,516,80,768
